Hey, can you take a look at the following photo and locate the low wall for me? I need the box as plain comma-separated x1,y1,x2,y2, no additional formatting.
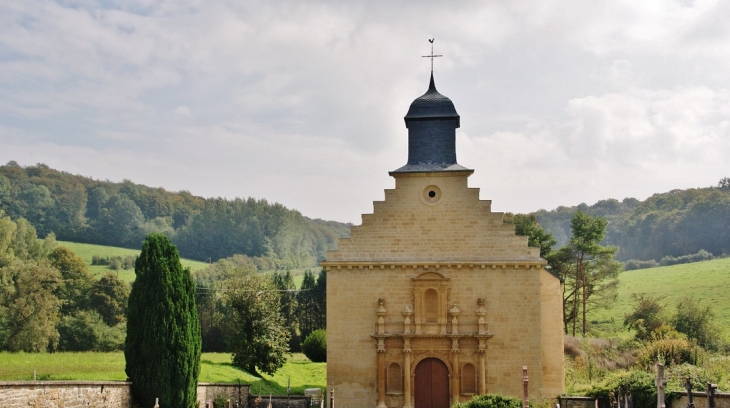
0,381,133,407
671,391,730,408
248,395,311,408
199,383,250,407
0,381,251,408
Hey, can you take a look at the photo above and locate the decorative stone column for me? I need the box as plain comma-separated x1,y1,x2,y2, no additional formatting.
451,337,460,405
403,337,413,408
376,298,387,408
377,349,387,408
478,338,487,395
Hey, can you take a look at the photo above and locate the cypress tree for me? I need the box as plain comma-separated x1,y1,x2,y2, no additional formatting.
125,234,201,408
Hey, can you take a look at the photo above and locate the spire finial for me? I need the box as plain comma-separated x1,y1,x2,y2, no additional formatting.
422,38,442,73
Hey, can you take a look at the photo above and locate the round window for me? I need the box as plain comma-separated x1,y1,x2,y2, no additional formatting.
421,185,442,205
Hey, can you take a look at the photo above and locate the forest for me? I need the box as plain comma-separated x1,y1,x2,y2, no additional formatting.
0,162,350,268
533,177,730,262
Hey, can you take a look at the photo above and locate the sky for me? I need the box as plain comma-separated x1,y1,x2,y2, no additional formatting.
1,0,729,224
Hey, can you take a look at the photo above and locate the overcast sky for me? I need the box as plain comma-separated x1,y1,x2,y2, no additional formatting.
1,1,729,224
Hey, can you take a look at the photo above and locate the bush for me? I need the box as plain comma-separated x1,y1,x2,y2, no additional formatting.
301,329,326,363
586,369,662,408
57,310,125,351
665,363,712,391
213,395,228,408
624,260,659,271
452,394,528,408
672,297,720,350
659,250,713,267
637,337,704,368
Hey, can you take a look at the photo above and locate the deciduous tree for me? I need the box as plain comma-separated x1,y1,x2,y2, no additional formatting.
48,246,94,315
90,272,130,326
223,269,289,376
0,260,61,351
623,293,669,341
673,296,720,350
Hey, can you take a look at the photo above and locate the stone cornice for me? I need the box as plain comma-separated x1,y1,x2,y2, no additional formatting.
321,260,547,270
371,332,494,340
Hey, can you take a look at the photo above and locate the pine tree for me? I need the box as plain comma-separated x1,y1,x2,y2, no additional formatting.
125,234,201,408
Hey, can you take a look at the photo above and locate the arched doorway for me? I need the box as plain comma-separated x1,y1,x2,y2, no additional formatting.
414,357,449,408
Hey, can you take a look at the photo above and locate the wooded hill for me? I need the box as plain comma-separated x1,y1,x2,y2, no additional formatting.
533,178,730,261
1,161,728,264
0,162,350,267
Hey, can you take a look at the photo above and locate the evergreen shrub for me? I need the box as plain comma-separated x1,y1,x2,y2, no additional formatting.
125,234,201,408
301,329,326,363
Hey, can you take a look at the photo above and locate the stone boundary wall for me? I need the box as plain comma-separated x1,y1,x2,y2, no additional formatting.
0,381,133,407
0,381,251,408
671,391,730,408
248,395,311,408
198,383,251,407
560,392,730,408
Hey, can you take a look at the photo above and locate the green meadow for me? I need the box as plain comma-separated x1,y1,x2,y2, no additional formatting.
588,257,730,338
57,241,210,283
0,352,325,394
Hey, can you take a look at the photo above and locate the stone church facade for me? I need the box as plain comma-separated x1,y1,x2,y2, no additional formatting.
322,74,564,408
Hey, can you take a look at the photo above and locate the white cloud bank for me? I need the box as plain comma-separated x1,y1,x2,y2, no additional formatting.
1,0,728,222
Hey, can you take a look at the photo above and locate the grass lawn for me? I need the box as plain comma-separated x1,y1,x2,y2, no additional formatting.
57,241,210,283
0,352,325,394
587,257,730,338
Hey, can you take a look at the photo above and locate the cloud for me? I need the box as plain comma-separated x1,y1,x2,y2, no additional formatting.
0,0,729,223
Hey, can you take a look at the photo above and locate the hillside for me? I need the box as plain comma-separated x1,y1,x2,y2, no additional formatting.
58,241,209,283
533,180,730,261
588,257,730,339
0,162,350,267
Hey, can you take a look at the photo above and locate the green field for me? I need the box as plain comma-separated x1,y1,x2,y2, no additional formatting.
0,352,325,394
57,241,210,283
588,257,730,338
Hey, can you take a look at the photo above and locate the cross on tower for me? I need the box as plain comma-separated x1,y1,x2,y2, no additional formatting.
422,38,442,73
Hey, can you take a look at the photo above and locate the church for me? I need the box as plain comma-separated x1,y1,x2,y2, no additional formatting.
322,69,564,408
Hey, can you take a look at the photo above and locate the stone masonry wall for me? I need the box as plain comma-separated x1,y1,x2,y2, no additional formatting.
326,172,542,263
672,392,730,408
324,171,564,407
0,381,251,408
0,381,132,408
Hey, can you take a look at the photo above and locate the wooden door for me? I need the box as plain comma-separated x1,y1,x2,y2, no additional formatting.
414,358,449,408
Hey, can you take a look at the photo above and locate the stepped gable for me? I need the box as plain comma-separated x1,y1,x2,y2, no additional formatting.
324,174,542,263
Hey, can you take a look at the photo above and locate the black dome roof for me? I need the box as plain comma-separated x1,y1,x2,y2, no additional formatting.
404,73,460,127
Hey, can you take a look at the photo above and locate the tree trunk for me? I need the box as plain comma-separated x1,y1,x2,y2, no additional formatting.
580,252,587,336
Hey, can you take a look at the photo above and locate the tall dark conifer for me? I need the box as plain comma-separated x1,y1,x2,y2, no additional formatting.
125,234,201,408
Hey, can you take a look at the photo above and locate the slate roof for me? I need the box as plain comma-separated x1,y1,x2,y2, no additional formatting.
404,73,461,127
390,162,472,174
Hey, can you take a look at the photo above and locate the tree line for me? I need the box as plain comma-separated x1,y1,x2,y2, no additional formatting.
0,161,350,266
533,177,730,262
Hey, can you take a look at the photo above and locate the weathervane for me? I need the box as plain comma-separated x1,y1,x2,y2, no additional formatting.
422,38,442,73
